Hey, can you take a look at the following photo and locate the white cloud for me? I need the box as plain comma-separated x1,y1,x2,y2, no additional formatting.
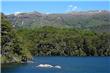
72,6,78,11
45,12,50,14
14,12,22,16
66,5,78,12
68,5,73,8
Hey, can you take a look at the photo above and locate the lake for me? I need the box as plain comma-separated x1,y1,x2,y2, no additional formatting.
1,57,110,73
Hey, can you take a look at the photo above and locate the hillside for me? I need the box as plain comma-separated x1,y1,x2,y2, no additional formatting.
7,10,110,32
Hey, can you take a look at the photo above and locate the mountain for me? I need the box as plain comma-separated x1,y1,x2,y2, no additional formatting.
6,10,110,32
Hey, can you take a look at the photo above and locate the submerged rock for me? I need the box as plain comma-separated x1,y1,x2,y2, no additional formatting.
54,65,61,69
36,64,61,69
36,64,53,68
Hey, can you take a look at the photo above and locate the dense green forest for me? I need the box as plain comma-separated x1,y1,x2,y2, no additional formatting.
1,13,110,63
1,14,32,63
17,26,110,56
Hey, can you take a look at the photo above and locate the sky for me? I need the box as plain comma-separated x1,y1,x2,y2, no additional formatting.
1,0,110,14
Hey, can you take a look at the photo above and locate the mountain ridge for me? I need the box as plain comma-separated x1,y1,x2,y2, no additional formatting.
6,10,110,32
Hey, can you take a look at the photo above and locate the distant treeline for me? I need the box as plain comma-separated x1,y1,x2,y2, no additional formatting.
17,26,110,56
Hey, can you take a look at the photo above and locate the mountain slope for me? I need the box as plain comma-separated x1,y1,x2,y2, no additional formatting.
7,10,110,32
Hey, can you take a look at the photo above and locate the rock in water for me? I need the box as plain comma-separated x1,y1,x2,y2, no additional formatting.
54,65,61,69
36,64,53,68
36,64,61,69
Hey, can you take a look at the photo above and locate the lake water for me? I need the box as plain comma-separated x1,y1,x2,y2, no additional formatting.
1,57,110,73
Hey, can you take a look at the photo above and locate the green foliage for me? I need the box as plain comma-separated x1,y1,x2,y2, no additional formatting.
1,13,32,63
17,26,110,56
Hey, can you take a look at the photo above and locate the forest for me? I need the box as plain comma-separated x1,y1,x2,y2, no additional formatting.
17,26,110,56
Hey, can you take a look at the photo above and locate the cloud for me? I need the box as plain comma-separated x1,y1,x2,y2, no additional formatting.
66,5,78,12
68,5,73,8
45,12,50,14
14,12,22,16
72,6,78,11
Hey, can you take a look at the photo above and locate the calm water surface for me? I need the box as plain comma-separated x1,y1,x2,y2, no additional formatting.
1,57,110,73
